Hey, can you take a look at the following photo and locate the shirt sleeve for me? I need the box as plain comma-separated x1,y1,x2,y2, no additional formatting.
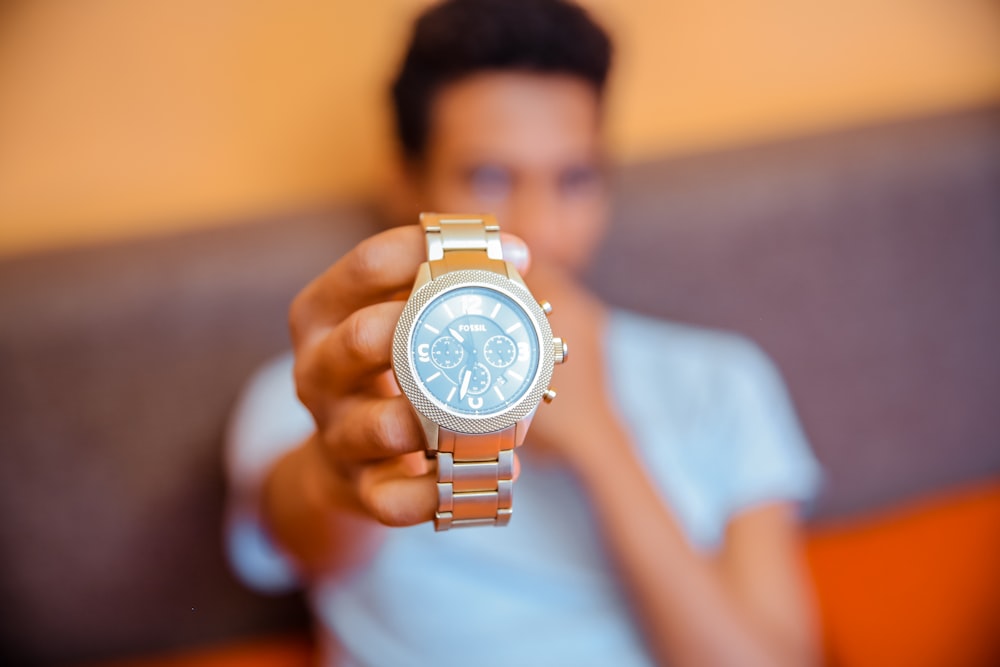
223,351,314,593
717,340,823,517
604,310,822,549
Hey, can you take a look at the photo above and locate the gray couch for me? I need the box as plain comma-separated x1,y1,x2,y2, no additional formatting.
1,107,998,665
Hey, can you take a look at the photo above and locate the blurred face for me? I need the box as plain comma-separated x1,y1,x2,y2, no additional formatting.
409,72,610,274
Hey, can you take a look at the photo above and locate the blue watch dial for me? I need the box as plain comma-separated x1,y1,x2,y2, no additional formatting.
411,286,539,416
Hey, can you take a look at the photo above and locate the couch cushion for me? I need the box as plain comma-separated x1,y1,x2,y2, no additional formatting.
805,480,1000,667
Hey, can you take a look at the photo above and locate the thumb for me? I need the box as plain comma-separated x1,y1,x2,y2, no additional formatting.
500,233,531,275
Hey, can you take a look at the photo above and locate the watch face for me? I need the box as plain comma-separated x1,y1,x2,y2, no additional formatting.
410,285,540,417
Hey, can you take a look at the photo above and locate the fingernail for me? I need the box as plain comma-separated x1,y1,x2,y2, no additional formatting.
502,238,530,272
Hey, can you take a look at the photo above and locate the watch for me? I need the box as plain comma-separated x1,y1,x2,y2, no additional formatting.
392,213,567,531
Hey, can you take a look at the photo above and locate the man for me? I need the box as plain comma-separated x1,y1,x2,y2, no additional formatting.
226,1,822,665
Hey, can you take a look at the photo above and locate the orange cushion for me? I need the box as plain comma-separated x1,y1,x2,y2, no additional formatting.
90,483,1000,667
805,480,1000,667
84,633,314,667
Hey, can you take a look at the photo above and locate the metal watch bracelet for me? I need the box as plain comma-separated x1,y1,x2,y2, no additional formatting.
420,214,516,530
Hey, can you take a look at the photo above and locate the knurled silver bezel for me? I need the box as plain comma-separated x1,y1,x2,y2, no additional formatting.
392,269,554,435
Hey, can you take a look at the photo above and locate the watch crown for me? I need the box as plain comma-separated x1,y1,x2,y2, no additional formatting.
552,337,568,364
539,300,553,316
543,388,557,403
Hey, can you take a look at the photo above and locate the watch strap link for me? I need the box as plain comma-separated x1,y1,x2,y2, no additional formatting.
420,213,506,278
434,425,516,530
419,213,517,531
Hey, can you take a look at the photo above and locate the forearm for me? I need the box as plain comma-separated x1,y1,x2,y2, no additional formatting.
261,435,385,581
572,424,813,667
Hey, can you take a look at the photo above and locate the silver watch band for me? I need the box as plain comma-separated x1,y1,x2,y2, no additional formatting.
435,425,516,530
419,213,516,531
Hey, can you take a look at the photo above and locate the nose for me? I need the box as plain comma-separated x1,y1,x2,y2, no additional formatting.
504,181,565,266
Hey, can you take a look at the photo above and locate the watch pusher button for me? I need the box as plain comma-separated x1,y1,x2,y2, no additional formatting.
552,338,568,364
543,388,557,403
539,300,553,316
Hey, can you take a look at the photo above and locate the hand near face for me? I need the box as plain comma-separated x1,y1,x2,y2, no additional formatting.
523,266,625,472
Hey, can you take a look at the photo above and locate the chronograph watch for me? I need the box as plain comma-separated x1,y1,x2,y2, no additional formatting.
392,214,567,530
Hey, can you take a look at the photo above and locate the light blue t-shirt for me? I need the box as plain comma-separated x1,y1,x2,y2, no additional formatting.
225,309,821,667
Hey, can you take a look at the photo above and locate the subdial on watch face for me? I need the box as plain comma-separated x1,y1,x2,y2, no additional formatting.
464,363,492,396
483,334,517,369
431,335,464,369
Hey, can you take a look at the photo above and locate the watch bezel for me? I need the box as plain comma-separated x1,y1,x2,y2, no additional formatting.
392,269,554,435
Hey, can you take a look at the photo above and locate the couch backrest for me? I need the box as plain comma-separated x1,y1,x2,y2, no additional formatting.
0,208,377,664
587,106,1000,520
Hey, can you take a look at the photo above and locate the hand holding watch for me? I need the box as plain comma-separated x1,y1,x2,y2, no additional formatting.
392,214,568,531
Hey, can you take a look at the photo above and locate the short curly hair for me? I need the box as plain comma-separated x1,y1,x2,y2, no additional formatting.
390,0,613,160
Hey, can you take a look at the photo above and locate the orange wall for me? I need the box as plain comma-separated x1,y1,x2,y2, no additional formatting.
0,0,998,256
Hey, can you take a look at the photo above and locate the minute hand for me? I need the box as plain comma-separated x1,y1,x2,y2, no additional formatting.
459,369,472,400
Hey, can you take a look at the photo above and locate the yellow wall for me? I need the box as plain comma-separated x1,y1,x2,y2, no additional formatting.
1,0,998,256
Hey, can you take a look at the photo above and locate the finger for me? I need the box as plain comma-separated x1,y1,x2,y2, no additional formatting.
290,226,425,343
356,451,522,527
372,368,402,397
296,300,405,395
356,453,438,527
320,394,426,465
290,226,531,343
500,233,530,274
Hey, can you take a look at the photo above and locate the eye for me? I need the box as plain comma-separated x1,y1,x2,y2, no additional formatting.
466,165,513,201
558,165,601,197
